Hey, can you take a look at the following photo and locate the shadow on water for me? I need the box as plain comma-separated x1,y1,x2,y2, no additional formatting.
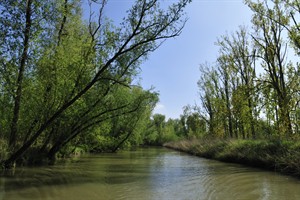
1,158,150,191
0,148,164,190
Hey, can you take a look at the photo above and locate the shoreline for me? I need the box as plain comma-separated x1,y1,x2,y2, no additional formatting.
163,139,300,177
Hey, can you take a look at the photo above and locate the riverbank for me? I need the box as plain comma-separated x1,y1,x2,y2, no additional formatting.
164,139,300,177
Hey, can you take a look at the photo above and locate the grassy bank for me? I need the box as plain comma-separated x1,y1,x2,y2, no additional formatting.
164,139,300,177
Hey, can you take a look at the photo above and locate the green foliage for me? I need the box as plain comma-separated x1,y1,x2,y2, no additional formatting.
143,114,183,145
176,1,300,173
0,140,8,160
193,1,300,141
0,0,190,167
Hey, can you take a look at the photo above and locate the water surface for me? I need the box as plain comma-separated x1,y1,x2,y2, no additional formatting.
1,147,300,200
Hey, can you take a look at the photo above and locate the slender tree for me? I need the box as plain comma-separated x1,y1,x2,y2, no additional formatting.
216,27,257,138
246,0,294,137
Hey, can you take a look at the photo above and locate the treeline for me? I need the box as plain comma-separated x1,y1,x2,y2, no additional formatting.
0,0,190,168
184,0,300,140
148,0,300,145
144,111,205,145
162,0,300,142
164,1,300,175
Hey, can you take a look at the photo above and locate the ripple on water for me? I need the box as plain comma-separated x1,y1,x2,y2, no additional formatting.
1,148,300,200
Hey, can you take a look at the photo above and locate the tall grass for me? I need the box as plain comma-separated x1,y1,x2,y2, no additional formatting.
164,139,300,177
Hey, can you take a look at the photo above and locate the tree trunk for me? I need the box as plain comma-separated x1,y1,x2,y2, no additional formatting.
278,97,293,137
247,91,256,139
9,0,32,149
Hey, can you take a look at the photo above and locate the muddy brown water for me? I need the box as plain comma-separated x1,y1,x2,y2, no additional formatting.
1,147,300,200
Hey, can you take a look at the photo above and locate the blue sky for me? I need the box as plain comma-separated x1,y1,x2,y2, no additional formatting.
95,0,253,119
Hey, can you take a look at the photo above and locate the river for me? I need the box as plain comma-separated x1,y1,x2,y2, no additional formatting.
1,147,300,200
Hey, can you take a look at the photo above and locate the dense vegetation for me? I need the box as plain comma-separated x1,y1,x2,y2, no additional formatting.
163,0,300,141
146,0,300,149
0,0,191,168
165,139,300,176
1,0,300,174
164,0,300,176
189,0,300,140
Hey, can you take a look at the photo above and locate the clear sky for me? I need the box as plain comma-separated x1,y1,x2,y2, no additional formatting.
96,0,254,119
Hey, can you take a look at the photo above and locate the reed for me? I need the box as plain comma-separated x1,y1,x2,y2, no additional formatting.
164,139,300,177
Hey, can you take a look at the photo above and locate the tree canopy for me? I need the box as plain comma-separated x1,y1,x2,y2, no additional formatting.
0,0,191,168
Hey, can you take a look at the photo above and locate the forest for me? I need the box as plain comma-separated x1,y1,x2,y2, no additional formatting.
0,0,190,168
166,0,300,175
183,0,300,140
1,0,300,172
147,0,300,152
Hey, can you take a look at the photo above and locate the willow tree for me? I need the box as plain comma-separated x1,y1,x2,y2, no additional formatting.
283,0,300,134
0,0,54,149
246,0,295,137
216,27,257,139
215,53,235,138
198,65,226,137
0,0,61,157
1,0,191,168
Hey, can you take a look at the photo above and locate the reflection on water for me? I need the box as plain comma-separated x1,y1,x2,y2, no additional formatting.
1,147,300,200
